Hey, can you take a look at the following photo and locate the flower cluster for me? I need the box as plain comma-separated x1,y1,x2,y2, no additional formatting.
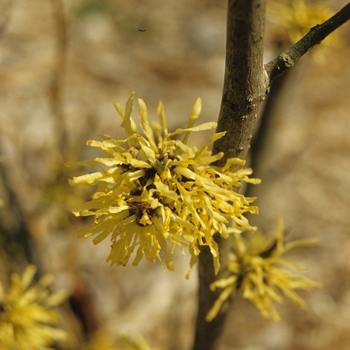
206,217,321,321
0,265,68,349
268,0,341,60
68,92,259,277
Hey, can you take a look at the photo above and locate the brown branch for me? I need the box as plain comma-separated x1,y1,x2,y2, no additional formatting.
192,1,267,350
50,0,68,154
193,2,350,350
213,1,268,164
265,2,350,83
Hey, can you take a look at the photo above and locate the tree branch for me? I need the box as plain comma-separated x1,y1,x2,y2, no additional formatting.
192,1,267,350
213,0,268,164
193,2,350,350
265,2,350,83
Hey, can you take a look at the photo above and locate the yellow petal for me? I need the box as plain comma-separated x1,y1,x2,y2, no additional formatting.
206,285,234,322
182,97,202,145
119,92,138,138
168,122,217,138
157,100,168,136
137,98,157,150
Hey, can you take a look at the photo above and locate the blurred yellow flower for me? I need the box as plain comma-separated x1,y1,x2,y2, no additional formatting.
84,329,157,350
119,333,158,350
68,92,259,277
268,0,342,60
0,265,68,349
207,217,321,321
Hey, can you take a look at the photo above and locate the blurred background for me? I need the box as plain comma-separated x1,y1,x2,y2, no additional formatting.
0,0,350,349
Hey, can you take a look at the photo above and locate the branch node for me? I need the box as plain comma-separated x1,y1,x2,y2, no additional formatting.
281,53,294,69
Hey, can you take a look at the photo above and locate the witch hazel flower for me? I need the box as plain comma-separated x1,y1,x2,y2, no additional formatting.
206,217,321,321
68,92,260,277
0,265,68,349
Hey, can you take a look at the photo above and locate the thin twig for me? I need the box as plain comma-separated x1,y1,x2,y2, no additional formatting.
265,2,350,83
50,0,68,154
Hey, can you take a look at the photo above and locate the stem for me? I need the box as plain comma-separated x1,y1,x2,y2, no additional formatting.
192,1,267,350
192,1,350,349
213,0,268,164
265,2,350,83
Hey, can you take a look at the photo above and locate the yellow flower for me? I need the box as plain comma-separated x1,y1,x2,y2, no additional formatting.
84,329,157,350
68,92,260,277
206,217,321,321
268,0,342,61
119,333,158,350
0,265,68,349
